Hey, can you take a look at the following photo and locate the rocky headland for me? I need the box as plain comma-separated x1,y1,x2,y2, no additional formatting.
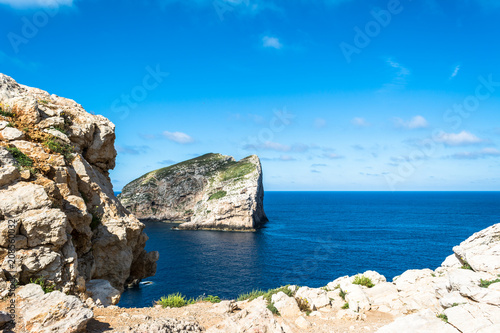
118,153,268,231
0,74,158,313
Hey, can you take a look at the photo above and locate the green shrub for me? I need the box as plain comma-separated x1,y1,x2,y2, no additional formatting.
6,147,33,168
342,302,349,309
52,125,68,135
209,190,227,201
461,262,473,270
156,293,195,308
353,275,375,288
221,163,254,181
0,108,15,118
30,277,55,293
339,289,346,300
237,289,266,302
44,137,74,161
203,295,221,303
267,303,280,315
479,278,500,288
437,313,448,323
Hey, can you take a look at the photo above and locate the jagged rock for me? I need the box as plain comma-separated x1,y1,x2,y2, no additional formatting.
365,283,403,314
439,291,469,308
271,291,301,317
376,309,459,333
207,298,287,333
0,182,51,217
441,254,462,268
86,279,121,307
0,127,25,141
0,74,157,298
453,224,500,274
295,287,330,310
119,318,205,333
119,153,268,231
212,300,239,314
341,284,371,313
17,284,93,333
0,165,19,188
294,316,311,329
444,303,500,333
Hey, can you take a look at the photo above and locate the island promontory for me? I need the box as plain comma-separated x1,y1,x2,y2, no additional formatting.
118,153,268,231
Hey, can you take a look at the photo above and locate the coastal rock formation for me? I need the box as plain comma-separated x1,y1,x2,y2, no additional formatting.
2,222,499,332
119,153,268,231
0,74,157,299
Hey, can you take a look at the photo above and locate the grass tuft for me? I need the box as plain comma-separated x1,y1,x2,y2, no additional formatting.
203,295,221,303
155,293,195,308
6,146,33,168
353,275,375,288
342,302,349,309
209,190,227,201
30,277,55,293
479,278,500,288
339,289,346,300
44,137,74,161
437,313,448,323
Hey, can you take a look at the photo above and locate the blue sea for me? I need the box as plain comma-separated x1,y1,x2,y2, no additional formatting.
118,191,500,308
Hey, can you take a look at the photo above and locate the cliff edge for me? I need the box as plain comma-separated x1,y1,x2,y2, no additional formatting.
0,74,158,301
119,153,268,231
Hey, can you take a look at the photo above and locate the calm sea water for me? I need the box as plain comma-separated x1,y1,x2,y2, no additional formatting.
118,191,500,308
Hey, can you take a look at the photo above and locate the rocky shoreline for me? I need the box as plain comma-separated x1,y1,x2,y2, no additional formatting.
3,223,500,332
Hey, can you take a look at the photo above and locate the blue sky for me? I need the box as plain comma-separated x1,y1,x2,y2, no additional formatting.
1,0,500,191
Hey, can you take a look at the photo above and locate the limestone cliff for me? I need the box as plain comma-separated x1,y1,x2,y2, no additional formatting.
119,153,268,231
0,74,158,298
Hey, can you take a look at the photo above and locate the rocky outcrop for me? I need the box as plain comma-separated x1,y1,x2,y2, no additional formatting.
0,74,157,298
17,283,93,333
119,153,268,231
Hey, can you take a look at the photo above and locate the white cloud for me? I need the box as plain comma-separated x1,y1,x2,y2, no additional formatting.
162,131,194,144
380,58,411,92
262,36,282,49
450,65,461,79
436,130,483,146
394,115,429,129
323,153,343,159
351,117,370,127
244,141,290,152
0,0,73,8
450,148,500,159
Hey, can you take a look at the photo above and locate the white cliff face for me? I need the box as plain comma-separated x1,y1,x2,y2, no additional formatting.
0,74,158,297
119,153,268,231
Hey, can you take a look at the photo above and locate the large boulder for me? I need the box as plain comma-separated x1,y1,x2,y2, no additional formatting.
453,224,500,275
17,284,93,333
86,279,121,307
377,309,459,333
295,287,331,310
